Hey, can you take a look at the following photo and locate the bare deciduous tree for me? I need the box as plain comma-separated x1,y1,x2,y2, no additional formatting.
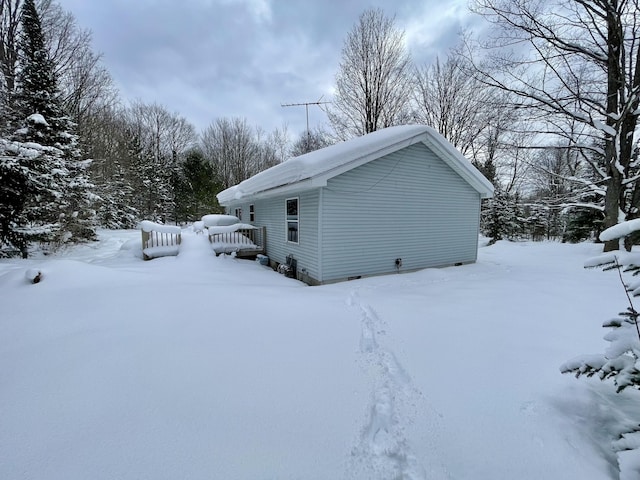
470,0,640,251
254,124,290,170
128,101,197,164
413,53,498,158
201,117,258,189
38,0,117,125
290,126,331,157
121,101,197,221
201,119,291,189
266,124,290,164
327,8,412,139
0,0,20,93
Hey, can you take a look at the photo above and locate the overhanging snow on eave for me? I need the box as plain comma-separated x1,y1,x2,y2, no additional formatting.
218,133,425,205
218,178,317,205
217,126,494,205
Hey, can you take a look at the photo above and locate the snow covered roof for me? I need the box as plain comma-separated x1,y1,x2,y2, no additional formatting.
217,125,494,204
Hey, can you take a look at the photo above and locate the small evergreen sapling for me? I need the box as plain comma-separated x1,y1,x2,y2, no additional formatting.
560,222,640,479
560,255,640,392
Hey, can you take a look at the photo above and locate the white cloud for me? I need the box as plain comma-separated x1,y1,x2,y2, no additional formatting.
219,0,272,23
402,1,471,63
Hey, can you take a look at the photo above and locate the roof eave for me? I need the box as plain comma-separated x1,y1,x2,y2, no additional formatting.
219,133,426,205
218,178,317,205
217,127,495,204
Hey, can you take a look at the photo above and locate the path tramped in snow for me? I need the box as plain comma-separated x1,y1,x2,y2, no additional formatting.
345,291,451,480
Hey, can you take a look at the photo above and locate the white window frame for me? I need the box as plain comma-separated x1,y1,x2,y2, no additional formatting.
285,197,299,244
235,207,242,220
249,204,255,222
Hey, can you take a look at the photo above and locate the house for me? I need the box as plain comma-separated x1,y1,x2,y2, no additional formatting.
216,125,494,285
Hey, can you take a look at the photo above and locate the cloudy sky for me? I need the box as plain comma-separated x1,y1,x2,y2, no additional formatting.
55,0,484,136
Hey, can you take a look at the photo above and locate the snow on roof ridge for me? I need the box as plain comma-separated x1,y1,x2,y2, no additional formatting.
217,125,492,203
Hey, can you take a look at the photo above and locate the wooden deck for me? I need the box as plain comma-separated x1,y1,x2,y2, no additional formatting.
207,226,266,258
140,221,182,260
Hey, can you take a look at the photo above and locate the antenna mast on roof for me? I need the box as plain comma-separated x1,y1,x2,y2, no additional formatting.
281,96,330,148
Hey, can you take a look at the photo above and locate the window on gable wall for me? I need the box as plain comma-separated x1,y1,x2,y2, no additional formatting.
249,204,255,222
286,198,299,243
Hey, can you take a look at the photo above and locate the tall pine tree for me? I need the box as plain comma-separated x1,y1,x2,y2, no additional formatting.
173,149,223,222
0,139,29,254
11,0,96,250
14,0,71,150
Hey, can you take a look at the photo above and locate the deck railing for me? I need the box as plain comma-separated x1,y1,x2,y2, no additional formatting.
208,225,266,257
140,221,182,260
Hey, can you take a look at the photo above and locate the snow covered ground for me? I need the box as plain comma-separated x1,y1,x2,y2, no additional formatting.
1,229,638,479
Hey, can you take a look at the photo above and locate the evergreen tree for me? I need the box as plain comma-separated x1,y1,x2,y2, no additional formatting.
128,138,172,223
561,221,640,478
10,0,97,249
481,187,521,243
14,0,72,150
563,221,640,394
9,128,68,246
563,206,603,243
61,157,99,241
0,139,29,254
93,158,138,229
523,205,548,241
174,149,223,222
521,202,566,241
473,157,496,186
84,114,141,229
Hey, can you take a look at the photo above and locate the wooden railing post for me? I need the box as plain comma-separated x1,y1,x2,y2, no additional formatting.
141,230,150,250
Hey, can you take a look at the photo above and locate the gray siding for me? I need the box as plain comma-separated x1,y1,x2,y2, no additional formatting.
320,143,480,283
226,190,320,281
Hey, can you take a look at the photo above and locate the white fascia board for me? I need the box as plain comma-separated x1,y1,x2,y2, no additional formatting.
234,178,317,203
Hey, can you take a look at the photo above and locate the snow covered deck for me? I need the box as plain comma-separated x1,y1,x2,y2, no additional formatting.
207,224,266,258
140,221,182,260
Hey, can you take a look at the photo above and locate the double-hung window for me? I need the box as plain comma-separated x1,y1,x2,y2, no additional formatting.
249,204,255,222
286,198,299,243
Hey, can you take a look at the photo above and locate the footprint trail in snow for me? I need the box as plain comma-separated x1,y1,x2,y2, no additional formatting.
346,291,429,480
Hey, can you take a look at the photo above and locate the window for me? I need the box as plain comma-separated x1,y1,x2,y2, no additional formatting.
286,198,299,243
249,204,255,222
235,207,242,220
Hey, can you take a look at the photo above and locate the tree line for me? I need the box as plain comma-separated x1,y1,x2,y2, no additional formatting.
1,0,638,255
0,0,332,255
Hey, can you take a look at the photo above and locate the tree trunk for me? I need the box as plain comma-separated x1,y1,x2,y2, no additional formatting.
602,1,624,251
603,169,622,251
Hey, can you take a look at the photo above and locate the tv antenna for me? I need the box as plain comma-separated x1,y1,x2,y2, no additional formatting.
281,96,330,144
